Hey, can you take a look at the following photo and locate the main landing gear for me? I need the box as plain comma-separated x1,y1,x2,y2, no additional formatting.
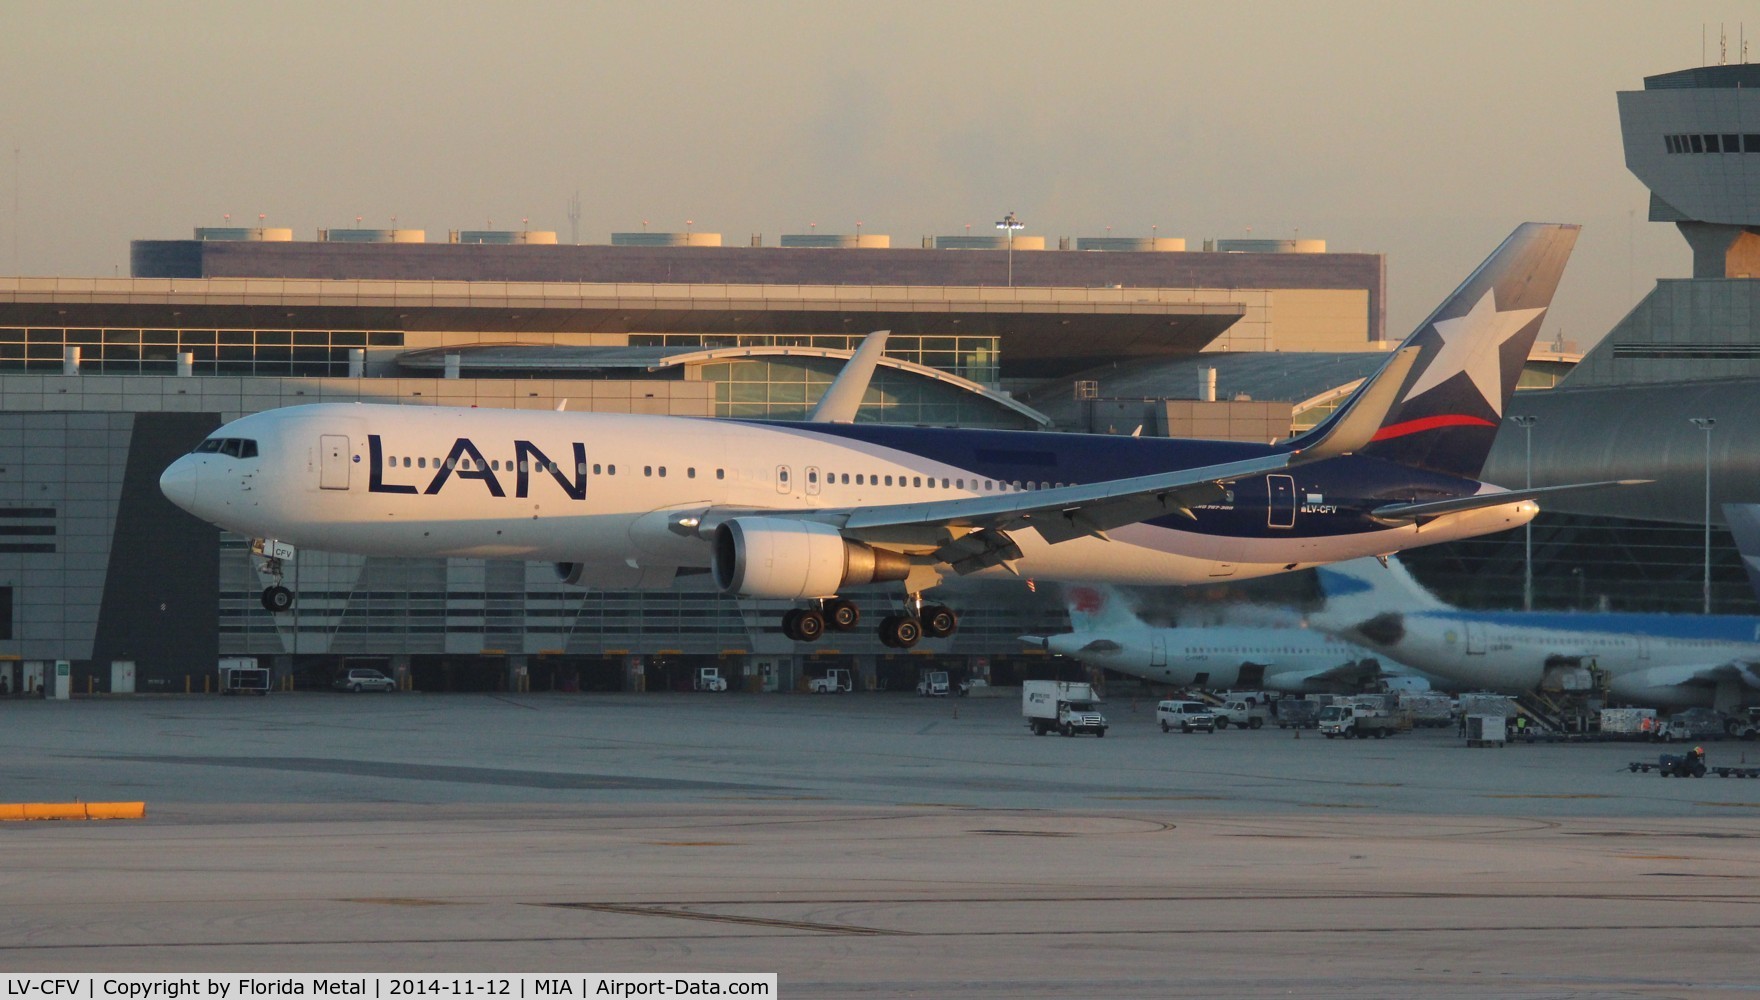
782,596,958,649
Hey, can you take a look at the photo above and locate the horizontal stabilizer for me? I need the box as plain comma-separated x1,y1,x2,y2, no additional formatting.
1370,479,1648,523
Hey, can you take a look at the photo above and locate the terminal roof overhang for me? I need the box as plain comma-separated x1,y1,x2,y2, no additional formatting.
0,276,1245,379
398,343,1057,426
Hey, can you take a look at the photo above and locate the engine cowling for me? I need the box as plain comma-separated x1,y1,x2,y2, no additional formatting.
712,517,910,599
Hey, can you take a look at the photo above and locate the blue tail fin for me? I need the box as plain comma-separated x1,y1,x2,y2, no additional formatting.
1310,556,1450,629
1291,223,1579,480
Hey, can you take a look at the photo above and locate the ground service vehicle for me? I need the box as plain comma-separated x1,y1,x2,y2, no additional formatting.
1319,704,1396,739
1157,700,1217,734
1276,699,1321,729
220,658,270,696
333,667,395,693
1397,692,1454,728
918,670,950,697
1727,707,1760,740
1657,707,1724,742
693,667,729,692
1661,748,1708,777
1213,699,1269,730
809,668,853,693
1023,680,1108,737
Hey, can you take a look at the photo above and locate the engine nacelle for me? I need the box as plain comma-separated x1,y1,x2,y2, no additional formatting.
712,517,910,599
555,562,587,586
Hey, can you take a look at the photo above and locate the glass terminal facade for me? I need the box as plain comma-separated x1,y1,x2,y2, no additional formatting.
0,327,404,377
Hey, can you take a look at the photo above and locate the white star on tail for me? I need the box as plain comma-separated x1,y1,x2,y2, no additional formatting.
1400,289,1545,416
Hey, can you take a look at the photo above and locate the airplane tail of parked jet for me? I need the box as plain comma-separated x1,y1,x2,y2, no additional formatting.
1062,585,1147,632
1723,504,1760,602
1311,557,1450,635
1288,222,1577,479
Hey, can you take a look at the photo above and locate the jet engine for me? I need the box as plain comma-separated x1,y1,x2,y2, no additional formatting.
712,517,910,599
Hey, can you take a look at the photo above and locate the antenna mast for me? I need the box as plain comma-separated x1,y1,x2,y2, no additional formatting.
567,191,582,245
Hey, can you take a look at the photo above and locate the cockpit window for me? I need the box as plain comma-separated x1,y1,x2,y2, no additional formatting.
193,437,258,459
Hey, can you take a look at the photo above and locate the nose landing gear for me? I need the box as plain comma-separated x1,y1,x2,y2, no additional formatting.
261,585,294,613
252,538,297,614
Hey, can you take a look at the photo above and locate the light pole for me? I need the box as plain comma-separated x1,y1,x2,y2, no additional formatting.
1510,415,1538,610
996,211,1023,286
1691,417,1716,613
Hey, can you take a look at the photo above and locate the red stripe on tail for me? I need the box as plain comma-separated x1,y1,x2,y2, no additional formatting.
1369,414,1497,443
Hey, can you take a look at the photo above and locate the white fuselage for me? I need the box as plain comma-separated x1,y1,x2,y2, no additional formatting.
1349,613,1760,709
1044,624,1424,693
159,403,1534,589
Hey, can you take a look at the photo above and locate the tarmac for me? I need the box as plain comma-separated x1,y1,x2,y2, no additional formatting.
4,691,1760,997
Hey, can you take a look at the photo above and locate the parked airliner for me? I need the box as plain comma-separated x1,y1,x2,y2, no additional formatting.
1022,584,1436,693
161,223,1622,648
1311,556,1760,710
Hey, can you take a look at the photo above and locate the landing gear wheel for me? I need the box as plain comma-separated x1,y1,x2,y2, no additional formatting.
793,609,825,642
781,609,802,640
880,614,921,649
825,599,860,632
261,585,294,614
920,605,958,639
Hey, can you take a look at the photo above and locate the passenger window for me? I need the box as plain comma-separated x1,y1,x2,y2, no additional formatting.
913,476,921,487
658,467,666,477
716,468,724,480
984,480,993,490
856,474,865,485
644,466,653,477
608,464,616,475
884,475,893,486
593,464,602,474
418,457,426,469
687,467,695,478
841,474,850,484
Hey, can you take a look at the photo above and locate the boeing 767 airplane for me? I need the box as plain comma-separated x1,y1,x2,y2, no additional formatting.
161,222,1622,648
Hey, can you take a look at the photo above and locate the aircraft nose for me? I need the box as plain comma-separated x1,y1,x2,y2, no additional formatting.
159,456,199,513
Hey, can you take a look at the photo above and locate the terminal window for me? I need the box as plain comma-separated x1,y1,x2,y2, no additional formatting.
0,587,10,640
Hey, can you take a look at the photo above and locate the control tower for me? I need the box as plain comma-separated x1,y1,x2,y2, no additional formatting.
1619,64,1760,279
1560,64,1760,386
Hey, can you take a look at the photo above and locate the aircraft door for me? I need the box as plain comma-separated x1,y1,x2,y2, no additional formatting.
319,434,351,490
1151,634,1167,667
1267,475,1296,529
1637,634,1651,661
775,465,793,495
1465,621,1487,655
805,466,822,497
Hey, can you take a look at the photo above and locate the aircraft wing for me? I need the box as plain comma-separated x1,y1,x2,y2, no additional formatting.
684,341,1416,574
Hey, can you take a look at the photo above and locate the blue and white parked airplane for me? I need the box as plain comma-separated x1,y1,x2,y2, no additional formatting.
160,223,1624,649
1022,584,1436,694
1311,556,1760,711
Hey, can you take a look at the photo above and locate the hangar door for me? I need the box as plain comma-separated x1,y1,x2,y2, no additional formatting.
319,435,351,490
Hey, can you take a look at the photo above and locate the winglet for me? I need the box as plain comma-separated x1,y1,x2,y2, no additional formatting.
808,329,890,423
1291,346,1420,460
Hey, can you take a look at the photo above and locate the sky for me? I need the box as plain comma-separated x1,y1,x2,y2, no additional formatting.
2,1,1755,348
